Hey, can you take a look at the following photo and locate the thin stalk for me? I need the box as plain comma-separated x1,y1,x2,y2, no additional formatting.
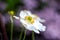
19,31,23,40
32,31,35,40
10,16,14,40
23,30,26,40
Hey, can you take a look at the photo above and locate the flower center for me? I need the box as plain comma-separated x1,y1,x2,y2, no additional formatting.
25,16,34,24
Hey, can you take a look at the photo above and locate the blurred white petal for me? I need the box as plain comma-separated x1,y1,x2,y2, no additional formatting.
19,10,32,18
37,17,45,22
20,11,28,18
20,19,27,25
13,16,19,20
25,25,35,30
24,10,32,15
33,29,40,34
39,26,46,31
24,25,40,34
30,15,45,22
33,21,46,31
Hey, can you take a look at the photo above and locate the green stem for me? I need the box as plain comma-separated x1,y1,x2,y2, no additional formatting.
10,16,13,40
23,30,26,40
32,31,35,40
19,30,23,40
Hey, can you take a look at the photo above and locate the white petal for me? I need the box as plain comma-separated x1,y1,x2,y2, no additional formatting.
33,21,43,30
24,24,34,30
19,10,32,18
39,26,46,31
13,16,19,20
24,24,40,34
30,15,37,18
37,17,45,22
30,15,45,22
33,29,40,34
33,20,46,31
37,23,46,31
20,19,27,25
24,10,32,15
20,11,28,18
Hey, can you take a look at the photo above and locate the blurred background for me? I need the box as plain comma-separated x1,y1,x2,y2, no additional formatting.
0,0,60,40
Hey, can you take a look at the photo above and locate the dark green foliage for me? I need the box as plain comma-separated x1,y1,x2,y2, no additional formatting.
6,0,24,11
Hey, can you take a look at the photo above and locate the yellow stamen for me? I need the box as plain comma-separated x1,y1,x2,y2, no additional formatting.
25,16,34,24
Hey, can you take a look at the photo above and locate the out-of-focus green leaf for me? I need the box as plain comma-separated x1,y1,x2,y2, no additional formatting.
6,0,24,11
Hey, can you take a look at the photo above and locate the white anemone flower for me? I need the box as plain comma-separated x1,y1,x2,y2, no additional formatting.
13,10,46,34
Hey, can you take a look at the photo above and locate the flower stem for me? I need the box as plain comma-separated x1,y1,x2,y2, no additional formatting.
23,30,26,40
32,31,35,40
19,30,23,40
10,16,13,40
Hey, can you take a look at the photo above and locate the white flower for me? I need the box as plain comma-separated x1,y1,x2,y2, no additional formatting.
13,10,46,34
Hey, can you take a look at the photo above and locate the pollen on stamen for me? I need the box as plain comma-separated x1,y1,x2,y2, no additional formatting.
25,16,34,24
31,19,34,24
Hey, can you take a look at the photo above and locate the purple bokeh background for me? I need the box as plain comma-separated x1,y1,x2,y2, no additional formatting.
0,0,60,40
